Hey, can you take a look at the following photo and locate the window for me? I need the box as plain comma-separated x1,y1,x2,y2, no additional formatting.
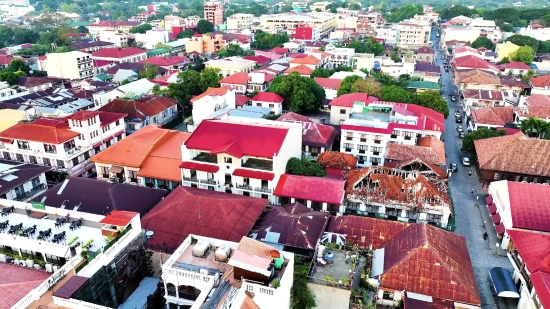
427,213,442,223
129,170,138,182
44,144,57,154
340,109,346,114
360,134,367,142
372,146,382,155
115,120,120,126
224,157,232,163
391,130,399,138
95,146,101,154
83,151,90,160
343,143,353,151
28,155,37,164
256,103,262,107
493,173,500,180
346,132,353,140
2,152,10,160
102,126,109,133
268,104,274,108
72,157,80,166
17,140,30,150
57,160,65,168
117,135,123,141
347,202,361,210
64,140,75,151
43,158,51,166
358,145,366,154
16,154,23,162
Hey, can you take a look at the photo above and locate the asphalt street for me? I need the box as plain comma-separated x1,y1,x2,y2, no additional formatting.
431,28,515,309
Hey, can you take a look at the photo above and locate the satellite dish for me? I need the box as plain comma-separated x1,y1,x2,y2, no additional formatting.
145,231,154,239
269,250,281,258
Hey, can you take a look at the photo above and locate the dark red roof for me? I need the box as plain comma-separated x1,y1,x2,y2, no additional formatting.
531,272,550,309
454,55,499,71
99,210,137,226
219,72,248,85
92,47,146,59
274,174,345,205
233,168,274,181
0,263,51,308
140,56,186,66
507,182,550,232
501,61,531,70
184,120,289,159
179,161,220,173
89,20,141,27
251,92,284,103
243,55,271,64
141,186,268,251
99,96,176,121
0,55,14,65
507,229,550,274
329,93,379,107
52,276,89,299
98,112,126,126
277,112,337,148
416,46,435,54
66,110,101,121
271,47,289,54
235,94,250,107
314,77,342,89
32,117,70,128
381,223,481,305
249,203,329,249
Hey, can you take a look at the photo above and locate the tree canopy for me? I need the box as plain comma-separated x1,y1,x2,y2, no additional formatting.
198,67,222,92
129,24,152,34
177,29,195,39
254,31,289,50
412,90,449,119
386,4,422,22
197,19,215,34
337,75,361,97
471,37,494,50
351,77,383,98
507,34,540,53
520,117,550,139
138,63,159,80
345,37,384,56
462,128,505,154
380,85,412,103
268,72,325,113
511,45,535,64
217,44,254,57
286,158,327,177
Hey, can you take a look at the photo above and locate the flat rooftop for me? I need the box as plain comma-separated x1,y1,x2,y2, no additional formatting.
311,250,352,287
349,111,391,123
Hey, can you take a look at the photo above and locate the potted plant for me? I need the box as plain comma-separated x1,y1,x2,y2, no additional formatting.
271,279,280,289
324,276,334,286
341,277,351,286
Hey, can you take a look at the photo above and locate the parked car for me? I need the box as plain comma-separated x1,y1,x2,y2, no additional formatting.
450,163,458,172
462,157,471,166
459,132,465,139
455,110,461,117
451,96,457,101
457,126,463,132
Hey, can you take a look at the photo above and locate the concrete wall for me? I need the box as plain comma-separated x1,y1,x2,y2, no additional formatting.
307,283,351,309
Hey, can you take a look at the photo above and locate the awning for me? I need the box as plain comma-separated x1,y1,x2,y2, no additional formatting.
179,161,219,173
488,203,497,215
103,136,114,143
496,223,505,236
93,142,102,148
492,212,501,225
486,195,493,205
489,267,520,298
109,166,124,173
52,276,90,299
0,138,13,143
114,131,124,137
233,168,275,181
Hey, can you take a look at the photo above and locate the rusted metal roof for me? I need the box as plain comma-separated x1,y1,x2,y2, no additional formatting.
52,276,89,299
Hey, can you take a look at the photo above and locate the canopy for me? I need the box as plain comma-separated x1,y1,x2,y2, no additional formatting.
487,203,497,215
109,166,124,173
489,267,520,298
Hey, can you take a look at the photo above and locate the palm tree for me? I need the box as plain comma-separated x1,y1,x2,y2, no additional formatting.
520,117,540,137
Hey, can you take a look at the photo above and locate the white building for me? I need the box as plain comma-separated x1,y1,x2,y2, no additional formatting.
190,87,236,125
92,78,156,108
204,57,257,78
98,30,129,47
395,21,431,48
0,80,19,101
134,29,170,50
161,235,294,309
91,47,147,64
0,4,34,18
325,44,355,67
180,119,302,203
339,101,445,167
226,13,254,31
0,110,126,177
250,92,284,114
44,51,94,80
0,159,49,201
374,56,415,78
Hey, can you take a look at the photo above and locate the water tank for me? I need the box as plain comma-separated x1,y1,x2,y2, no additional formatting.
317,245,325,257
172,26,183,35
53,265,59,272
0,254,6,263
215,245,231,262
45,264,53,272
192,239,209,257
19,260,26,266
25,259,34,268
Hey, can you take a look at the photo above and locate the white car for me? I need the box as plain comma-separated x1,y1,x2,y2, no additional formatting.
462,157,471,166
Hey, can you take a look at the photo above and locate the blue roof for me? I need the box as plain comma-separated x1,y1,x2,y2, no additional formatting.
489,267,520,298
531,63,539,70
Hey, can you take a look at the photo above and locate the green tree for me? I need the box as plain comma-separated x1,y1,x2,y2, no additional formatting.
138,63,159,80
13,28,39,44
310,68,333,78
218,44,249,57
7,59,30,74
386,4,421,22
198,67,222,92
412,90,450,119
541,14,550,27
520,117,550,139
60,2,82,13
164,70,201,117
268,72,325,113
462,128,505,154
0,27,14,46
286,158,327,177
0,71,24,85
507,34,540,53
254,30,289,50
177,29,195,39
76,26,89,34
471,36,495,50
120,79,131,85
438,5,478,20
351,77,383,98
510,46,535,64
197,19,215,34
336,75,361,97
380,85,412,103
129,24,152,34
291,257,316,309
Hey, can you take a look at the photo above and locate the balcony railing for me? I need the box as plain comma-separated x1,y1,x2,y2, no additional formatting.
256,187,272,193
183,176,199,183
404,136,412,140
373,151,380,156
201,179,217,185
236,184,252,191
14,184,46,201
236,184,272,194
360,138,367,142
358,150,365,154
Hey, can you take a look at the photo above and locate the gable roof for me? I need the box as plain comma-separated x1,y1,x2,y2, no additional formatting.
454,55,500,71
99,96,176,122
531,272,550,309
190,87,229,103
185,120,289,158
507,229,550,273
105,62,169,75
501,61,531,70
505,181,550,232
141,186,267,251
243,55,271,64
33,176,166,217
0,263,51,309
329,93,379,107
140,56,186,66
314,77,342,89
414,62,440,74
471,107,515,126
251,92,284,103
274,174,345,205
92,47,146,59
526,94,550,107
531,75,550,88
416,46,434,54
0,123,79,144
455,69,500,85
474,132,550,177
219,72,249,85
0,160,51,196
249,203,329,249
277,112,337,148
385,136,446,165
284,64,314,76
380,223,480,305
289,55,320,65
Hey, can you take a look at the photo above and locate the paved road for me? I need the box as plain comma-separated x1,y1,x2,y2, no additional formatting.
431,28,515,309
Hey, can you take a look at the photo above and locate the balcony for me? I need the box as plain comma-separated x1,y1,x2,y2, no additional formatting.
183,176,199,183
193,152,217,164
14,184,46,201
345,137,353,141
242,158,273,171
236,184,272,194
373,151,380,156
201,179,217,185
236,184,252,191
360,138,367,142
404,136,412,140
358,150,366,154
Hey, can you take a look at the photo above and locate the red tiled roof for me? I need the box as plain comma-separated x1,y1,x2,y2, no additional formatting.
219,72,249,85
140,56,186,66
235,94,250,107
190,87,229,103
381,223,481,305
52,276,89,299
92,47,146,59
284,65,314,76
531,76,550,88
271,47,289,54
0,123,79,144
314,77,342,89
233,168,274,181
501,61,531,70
141,186,267,250
454,55,499,71
507,229,550,274
385,136,446,165
99,96,176,121
0,55,14,65
243,55,271,64
474,132,550,178
88,20,142,27
507,181,550,232
274,174,345,205
32,117,70,128
526,94,550,107
531,272,550,309
471,107,514,126
66,110,101,121
179,161,219,173
317,151,357,170
454,46,481,55
277,112,337,148
329,93,379,107
99,210,137,226
326,215,410,249
289,55,320,65
251,92,284,103
185,120,289,159
0,263,51,309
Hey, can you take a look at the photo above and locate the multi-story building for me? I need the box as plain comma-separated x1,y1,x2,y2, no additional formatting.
259,12,338,37
250,92,284,114
98,30,129,47
325,44,354,67
219,71,275,95
43,51,94,80
294,25,322,41
0,159,49,201
395,21,431,48
374,56,416,78
133,29,169,49
352,53,375,72
0,110,126,177
69,41,116,53
204,0,223,26
309,1,331,11
91,47,147,64
374,24,398,45
227,13,254,31
335,100,445,167
185,33,225,54
0,4,34,18
204,56,257,77
190,88,234,125
161,235,294,309
86,20,143,38
180,119,302,203
356,10,383,34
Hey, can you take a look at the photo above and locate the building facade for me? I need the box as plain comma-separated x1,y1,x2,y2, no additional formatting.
204,1,223,26
44,51,94,80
